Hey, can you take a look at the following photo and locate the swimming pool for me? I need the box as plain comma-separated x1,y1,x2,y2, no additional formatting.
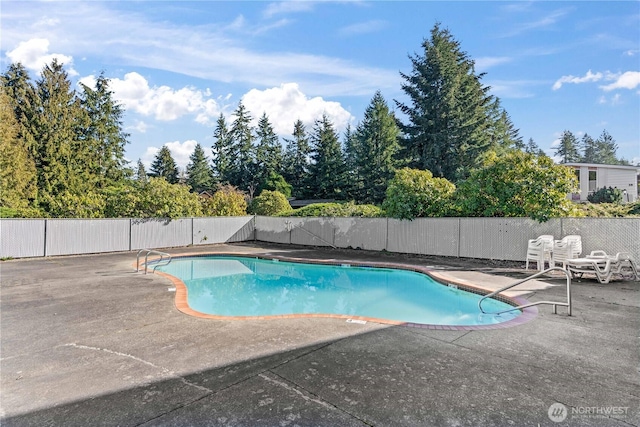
155,255,528,327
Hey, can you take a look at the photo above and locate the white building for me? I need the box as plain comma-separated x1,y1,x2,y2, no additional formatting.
564,163,639,203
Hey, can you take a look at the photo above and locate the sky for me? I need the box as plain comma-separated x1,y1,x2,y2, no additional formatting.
2,1,639,171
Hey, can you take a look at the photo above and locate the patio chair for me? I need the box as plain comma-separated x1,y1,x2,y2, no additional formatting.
551,235,582,269
525,235,554,272
566,251,639,283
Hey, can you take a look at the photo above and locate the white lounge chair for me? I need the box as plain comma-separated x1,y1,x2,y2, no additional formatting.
525,235,554,272
566,251,639,283
551,235,582,269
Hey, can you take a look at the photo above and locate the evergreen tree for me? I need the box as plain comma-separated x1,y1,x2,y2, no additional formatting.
487,99,523,152
595,130,619,165
186,143,214,193
554,130,581,163
149,145,179,184
211,113,233,184
581,133,598,163
255,113,283,185
307,114,347,199
282,119,311,199
229,102,257,194
135,159,148,183
2,63,39,161
342,124,360,200
352,91,401,204
524,138,546,157
0,84,38,211
33,59,90,212
79,72,129,186
395,23,495,182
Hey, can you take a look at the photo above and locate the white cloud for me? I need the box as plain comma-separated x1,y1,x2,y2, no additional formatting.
475,57,512,71
552,70,603,90
5,38,77,75
263,1,316,18
141,140,199,171
624,49,639,56
141,147,160,170
1,2,398,98
165,140,199,170
600,71,640,91
501,8,571,37
338,20,387,37
130,120,149,133
106,72,223,123
241,83,354,136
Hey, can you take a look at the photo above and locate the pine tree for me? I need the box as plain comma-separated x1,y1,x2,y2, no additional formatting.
283,119,311,199
2,63,39,161
352,91,401,204
211,114,233,184
524,138,546,157
554,130,581,163
33,59,91,212
255,113,283,185
487,99,523,152
0,84,38,211
150,146,179,184
229,102,257,194
342,124,360,200
79,72,129,186
581,134,598,163
186,143,214,193
396,23,497,182
135,159,148,183
595,130,619,165
307,114,347,199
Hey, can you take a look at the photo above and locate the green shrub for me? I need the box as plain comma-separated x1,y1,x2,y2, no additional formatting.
258,172,292,198
382,168,455,220
249,190,291,216
202,185,247,216
455,151,577,222
282,201,383,217
587,187,623,204
573,202,639,218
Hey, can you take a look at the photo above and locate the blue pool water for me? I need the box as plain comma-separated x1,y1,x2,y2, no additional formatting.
156,256,521,326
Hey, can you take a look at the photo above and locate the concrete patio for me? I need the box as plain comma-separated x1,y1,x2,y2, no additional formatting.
1,242,638,426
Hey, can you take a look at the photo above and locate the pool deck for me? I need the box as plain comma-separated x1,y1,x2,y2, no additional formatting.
1,242,638,426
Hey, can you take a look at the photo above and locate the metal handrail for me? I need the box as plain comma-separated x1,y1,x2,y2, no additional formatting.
478,267,572,316
136,249,172,274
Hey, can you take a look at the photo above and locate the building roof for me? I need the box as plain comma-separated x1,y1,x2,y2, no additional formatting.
562,162,640,172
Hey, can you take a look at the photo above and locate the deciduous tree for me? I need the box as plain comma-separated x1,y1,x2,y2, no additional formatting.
456,151,578,222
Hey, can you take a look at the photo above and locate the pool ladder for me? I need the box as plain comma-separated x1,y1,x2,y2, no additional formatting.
136,249,172,274
478,267,572,316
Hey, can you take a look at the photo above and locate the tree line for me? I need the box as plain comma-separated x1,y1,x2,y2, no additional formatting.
554,129,629,165
0,23,629,219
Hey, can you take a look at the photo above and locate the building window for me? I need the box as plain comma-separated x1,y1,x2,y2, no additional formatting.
588,170,597,193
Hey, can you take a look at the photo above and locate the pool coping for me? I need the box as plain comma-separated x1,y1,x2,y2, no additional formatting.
144,251,538,331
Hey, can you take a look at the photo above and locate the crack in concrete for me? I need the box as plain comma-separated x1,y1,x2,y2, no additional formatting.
258,372,335,411
63,343,213,394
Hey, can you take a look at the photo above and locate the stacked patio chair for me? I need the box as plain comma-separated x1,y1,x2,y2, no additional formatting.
525,235,555,272
551,235,582,269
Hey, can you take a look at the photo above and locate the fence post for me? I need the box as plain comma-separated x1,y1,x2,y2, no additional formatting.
43,219,48,257
385,217,389,251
